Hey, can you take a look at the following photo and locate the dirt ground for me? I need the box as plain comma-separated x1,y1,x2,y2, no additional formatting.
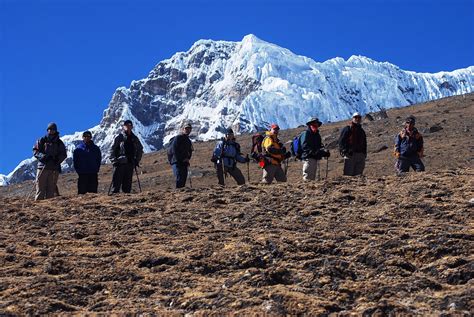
0,94,473,315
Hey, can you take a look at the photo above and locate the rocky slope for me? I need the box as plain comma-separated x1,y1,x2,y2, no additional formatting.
1,34,473,186
0,93,473,315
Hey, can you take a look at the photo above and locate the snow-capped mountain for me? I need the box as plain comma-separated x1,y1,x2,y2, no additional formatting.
1,34,473,186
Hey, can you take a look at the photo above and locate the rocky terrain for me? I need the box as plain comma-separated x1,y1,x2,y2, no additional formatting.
0,94,473,315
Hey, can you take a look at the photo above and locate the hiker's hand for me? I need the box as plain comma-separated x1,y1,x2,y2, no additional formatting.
285,151,292,159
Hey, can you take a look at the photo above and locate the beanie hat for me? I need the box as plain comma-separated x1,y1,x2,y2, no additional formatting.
82,131,92,137
47,122,57,131
123,120,133,126
226,128,234,135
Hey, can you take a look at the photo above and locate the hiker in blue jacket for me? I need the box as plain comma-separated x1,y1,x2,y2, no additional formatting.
73,131,102,194
211,128,249,186
300,117,330,181
394,115,425,173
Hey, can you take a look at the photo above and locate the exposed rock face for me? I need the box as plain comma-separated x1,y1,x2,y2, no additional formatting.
1,34,473,185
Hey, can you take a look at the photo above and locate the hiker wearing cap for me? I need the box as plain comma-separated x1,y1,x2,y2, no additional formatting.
211,128,249,186
32,122,67,200
73,131,102,194
261,124,292,184
109,120,144,193
338,112,367,176
300,117,330,181
168,122,194,188
394,115,425,173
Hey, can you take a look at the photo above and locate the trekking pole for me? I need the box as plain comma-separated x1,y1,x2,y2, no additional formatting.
134,166,142,193
247,159,250,183
284,158,289,176
188,168,193,188
325,157,329,180
23,168,44,208
317,160,321,181
108,166,115,196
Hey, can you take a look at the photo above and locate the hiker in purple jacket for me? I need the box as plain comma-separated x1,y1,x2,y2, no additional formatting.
73,131,102,194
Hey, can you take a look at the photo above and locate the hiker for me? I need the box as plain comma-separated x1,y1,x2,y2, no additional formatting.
168,121,194,188
338,112,367,176
109,120,143,193
261,124,292,184
394,115,425,173
32,122,67,200
73,131,102,194
300,117,330,181
211,128,249,186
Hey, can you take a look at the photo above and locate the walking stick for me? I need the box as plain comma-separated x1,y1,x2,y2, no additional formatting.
134,166,142,193
317,160,321,181
247,159,250,183
188,168,193,188
284,158,289,176
23,168,44,208
325,157,329,180
108,166,115,196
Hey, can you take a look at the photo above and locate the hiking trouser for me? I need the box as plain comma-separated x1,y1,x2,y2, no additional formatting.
111,163,134,193
303,158,318,181
35,168,59,201
397,156,425,173
261,164,287,184
216,164,245,186
343,152,366,176
77,173,98,194
172,163,188,188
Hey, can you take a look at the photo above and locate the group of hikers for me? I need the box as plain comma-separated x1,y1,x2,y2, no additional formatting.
32,113,425,200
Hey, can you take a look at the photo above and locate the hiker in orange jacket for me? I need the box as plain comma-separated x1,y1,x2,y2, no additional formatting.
261,124,291,184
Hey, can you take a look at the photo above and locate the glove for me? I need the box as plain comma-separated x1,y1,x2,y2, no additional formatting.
323,149,330,158
284,151,292,159
211,156,218,163
135,161,140,168
245,155,250,163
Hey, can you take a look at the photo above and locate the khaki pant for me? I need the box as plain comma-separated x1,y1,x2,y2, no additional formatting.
261,164,287,184
343,152,366,176
35,169,59,201
303,158,318,181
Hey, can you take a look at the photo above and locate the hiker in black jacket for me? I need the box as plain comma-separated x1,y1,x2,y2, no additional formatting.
300,117,330,180
33,122,67,200
109,120,143,193
169,121,194,188
338,112,367,176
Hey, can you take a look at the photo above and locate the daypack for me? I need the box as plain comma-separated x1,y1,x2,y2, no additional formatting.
290,133,303,160
250,132,265,163
166,136,176,164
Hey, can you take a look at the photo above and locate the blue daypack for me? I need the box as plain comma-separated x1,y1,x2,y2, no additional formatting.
290,134,303,159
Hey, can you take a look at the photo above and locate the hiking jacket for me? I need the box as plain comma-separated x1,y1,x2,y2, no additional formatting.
73,141,102,174
394,128,423,158
170,133,193,166
338,123,367,155
262,132,286,165
212,138,246,168
300,128,323,160
33,133,67,171
109,132,143,166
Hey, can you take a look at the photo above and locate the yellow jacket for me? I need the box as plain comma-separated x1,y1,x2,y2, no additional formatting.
262,131,285,165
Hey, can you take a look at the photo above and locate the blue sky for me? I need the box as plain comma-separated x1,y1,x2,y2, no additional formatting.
1,0,473,174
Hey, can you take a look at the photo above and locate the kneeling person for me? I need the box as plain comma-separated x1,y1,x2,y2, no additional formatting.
212,128,249,186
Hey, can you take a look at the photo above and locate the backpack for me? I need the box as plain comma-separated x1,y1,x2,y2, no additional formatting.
250,132,265,163
290,133,303,160
166,136,176,164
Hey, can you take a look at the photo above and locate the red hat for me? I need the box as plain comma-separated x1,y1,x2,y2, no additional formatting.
271,124,280,130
